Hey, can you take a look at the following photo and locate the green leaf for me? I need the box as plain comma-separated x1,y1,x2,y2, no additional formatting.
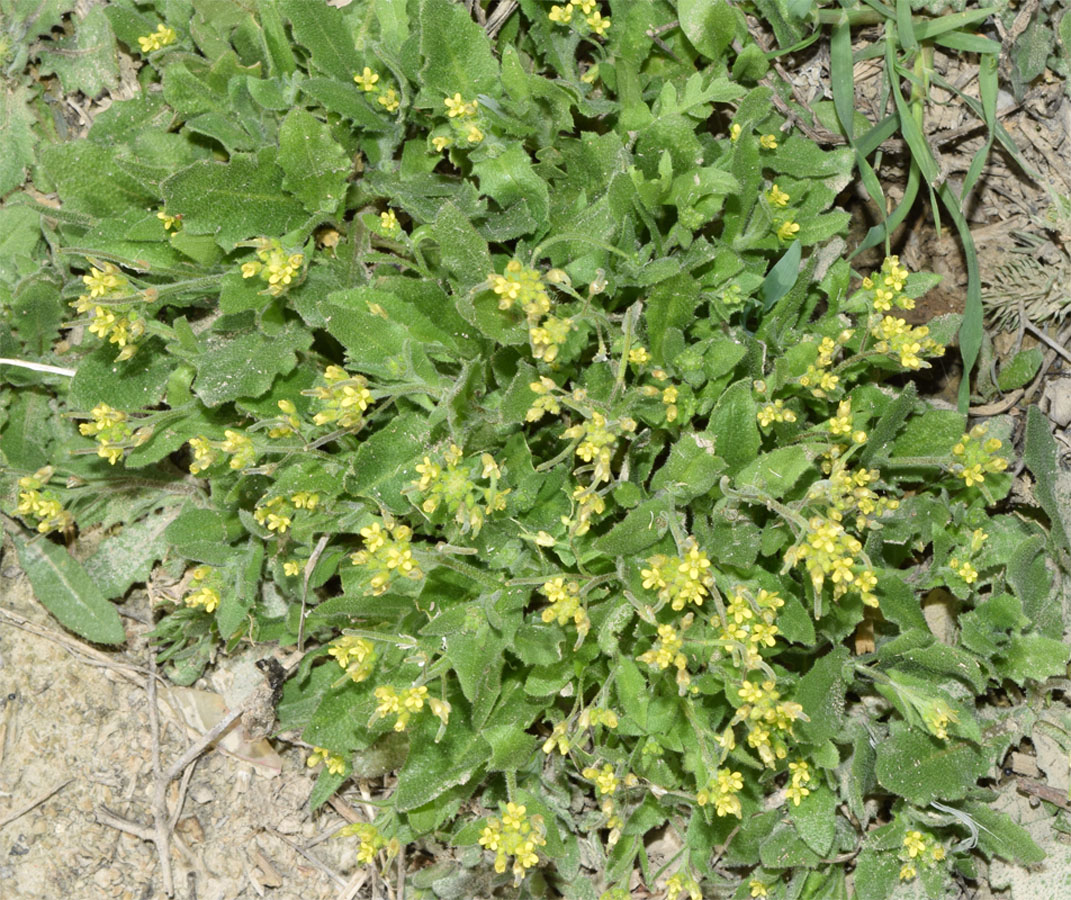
649,433,725,502
165,508,235,566
735,445,817,499
795,647,848,745
193,324,312,406
36,7,119,97
961,800,1046,864
997,347,1043,392
344,413,428,507
14,532,126,645
852,848,900,900
39,141,155,217
277,108,351,213
1024,405,1071,555
678,0,737,60
84,504,184,600
789,783,837,856
594,497,671,557
482,723,535,771
706,380,760,472
0,85,37,195
393,718,485,811
890,407,965,458
69,345,173,411
1002,634,1069,685
412,0,499,101
646,273,700,365
217,540,264,638
281,0,361,81
472,145,549,228
432,201,492,294
874,726,988,805
162,150,307,251
759,821,820,869
11,275,64,355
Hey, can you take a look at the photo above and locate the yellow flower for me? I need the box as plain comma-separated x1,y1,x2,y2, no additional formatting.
767,184,790,207
777,220,800,241
378,88,399,112
903,830,927,858
466,124,484,143
548,3,573,23
432,135,452,152
137,23,177,54
379,209,400,235
283,561,302,577
586,10,610,34
760,133,779,149
444,93,470,118
353,66,380,91
899,863,917,881
750,881,769,898
730,123,742,142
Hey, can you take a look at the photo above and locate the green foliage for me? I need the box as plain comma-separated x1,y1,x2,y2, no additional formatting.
1,0,1067,896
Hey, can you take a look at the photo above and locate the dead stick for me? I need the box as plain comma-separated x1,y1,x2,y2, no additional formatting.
0,779,72,830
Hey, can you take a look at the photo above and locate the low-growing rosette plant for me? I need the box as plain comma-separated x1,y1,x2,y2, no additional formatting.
1,1,1068,898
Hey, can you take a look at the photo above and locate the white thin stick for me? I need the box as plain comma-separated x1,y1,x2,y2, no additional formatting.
1024,323,1071,367
0,358,77,377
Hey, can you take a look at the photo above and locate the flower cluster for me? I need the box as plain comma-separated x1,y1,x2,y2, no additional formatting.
718,587,785,670
339,821,388,865
306,746,346,776
328,635,377,683
526,376,562,422
561,409,636,486
638,620,687,674
785,514,877,605
350,519,422,595
784,759,814,806
373,684,449,731
353,66,400,113
756,398,797,428
951,424,1008,489
186,429,256,475
812,461,900,534
253,491,318,535
78,403,140,465
948,527,987,587
870,315,944,370
861,255,914,313
898,829,946,882
411,444,509,535
725,678,805,768
238,238,304,296
797,331,854,399
183,566,221,613
565,481,607,536
547,0,611,36
305,366,374,430
478,802,547,880
665,871,702,900
640,537,714,611
538,576,591,638
488,260,575,362
137,23,177,53
69,263,146,361
15,468,73,535
696,766,744,818
429,93,483,150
